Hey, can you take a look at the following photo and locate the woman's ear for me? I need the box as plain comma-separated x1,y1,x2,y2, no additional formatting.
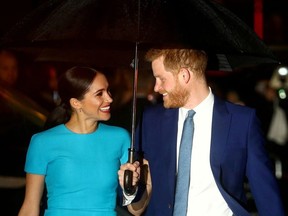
179,68,191,84
69,98,81,110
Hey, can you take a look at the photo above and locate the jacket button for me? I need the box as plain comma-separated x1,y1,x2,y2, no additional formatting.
168,204,172,209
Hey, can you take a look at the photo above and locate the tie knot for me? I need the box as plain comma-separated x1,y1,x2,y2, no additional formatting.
187,109,195,118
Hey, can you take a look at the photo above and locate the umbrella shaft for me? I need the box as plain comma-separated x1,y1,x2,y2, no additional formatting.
131,43,139,151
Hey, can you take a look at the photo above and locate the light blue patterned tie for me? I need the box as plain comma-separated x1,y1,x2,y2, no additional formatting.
173,109,196,216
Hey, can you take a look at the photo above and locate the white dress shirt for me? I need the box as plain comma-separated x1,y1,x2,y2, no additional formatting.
177,89,233,216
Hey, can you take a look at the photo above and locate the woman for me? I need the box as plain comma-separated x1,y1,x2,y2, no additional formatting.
18,66,141,216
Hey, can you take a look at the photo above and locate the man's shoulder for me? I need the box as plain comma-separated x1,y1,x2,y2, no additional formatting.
214,95,255,114
144,103,178,116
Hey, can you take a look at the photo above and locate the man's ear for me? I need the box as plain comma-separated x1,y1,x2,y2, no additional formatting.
179,68,191,84
69,98,81,110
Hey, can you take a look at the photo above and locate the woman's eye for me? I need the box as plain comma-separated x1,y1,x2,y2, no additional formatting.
95,92,103,97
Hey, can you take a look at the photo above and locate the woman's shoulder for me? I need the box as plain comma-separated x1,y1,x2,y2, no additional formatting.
32,124,66,139
100,123,130,136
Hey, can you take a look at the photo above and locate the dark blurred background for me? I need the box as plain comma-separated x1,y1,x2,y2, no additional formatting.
0,0,287,215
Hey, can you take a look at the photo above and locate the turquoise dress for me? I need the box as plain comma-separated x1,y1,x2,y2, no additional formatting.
25,123,130,216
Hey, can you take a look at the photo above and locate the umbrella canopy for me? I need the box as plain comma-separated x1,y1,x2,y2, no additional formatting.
0,0,279,71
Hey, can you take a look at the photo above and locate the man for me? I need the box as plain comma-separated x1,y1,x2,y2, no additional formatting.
134,49,285,215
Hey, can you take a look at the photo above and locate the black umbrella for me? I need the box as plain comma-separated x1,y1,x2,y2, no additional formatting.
0,0,279,193
0,0,279,70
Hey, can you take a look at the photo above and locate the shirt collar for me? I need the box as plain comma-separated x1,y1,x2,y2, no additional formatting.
179,87,214,116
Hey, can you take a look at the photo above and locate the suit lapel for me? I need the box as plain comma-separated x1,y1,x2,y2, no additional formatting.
210,97,231,172
162,108,179,196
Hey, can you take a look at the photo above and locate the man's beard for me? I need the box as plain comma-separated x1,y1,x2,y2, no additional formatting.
163,82,189,108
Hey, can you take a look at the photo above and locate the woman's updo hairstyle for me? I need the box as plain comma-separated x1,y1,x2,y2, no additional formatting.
58,66,98,108
44,66,99,129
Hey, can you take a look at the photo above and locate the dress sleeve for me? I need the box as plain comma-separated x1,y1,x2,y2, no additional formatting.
24,134,48,175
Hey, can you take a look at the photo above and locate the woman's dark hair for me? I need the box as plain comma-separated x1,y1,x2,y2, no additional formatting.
44,66,99,129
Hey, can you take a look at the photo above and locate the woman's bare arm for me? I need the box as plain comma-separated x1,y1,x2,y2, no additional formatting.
18,173,45,216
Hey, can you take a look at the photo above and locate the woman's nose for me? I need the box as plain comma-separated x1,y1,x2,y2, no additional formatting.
105,93,113,103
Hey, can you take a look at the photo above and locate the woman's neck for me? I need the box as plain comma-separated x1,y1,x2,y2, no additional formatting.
65,116,98,134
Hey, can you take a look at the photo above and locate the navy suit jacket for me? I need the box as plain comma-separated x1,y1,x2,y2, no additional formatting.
135,96,285,216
